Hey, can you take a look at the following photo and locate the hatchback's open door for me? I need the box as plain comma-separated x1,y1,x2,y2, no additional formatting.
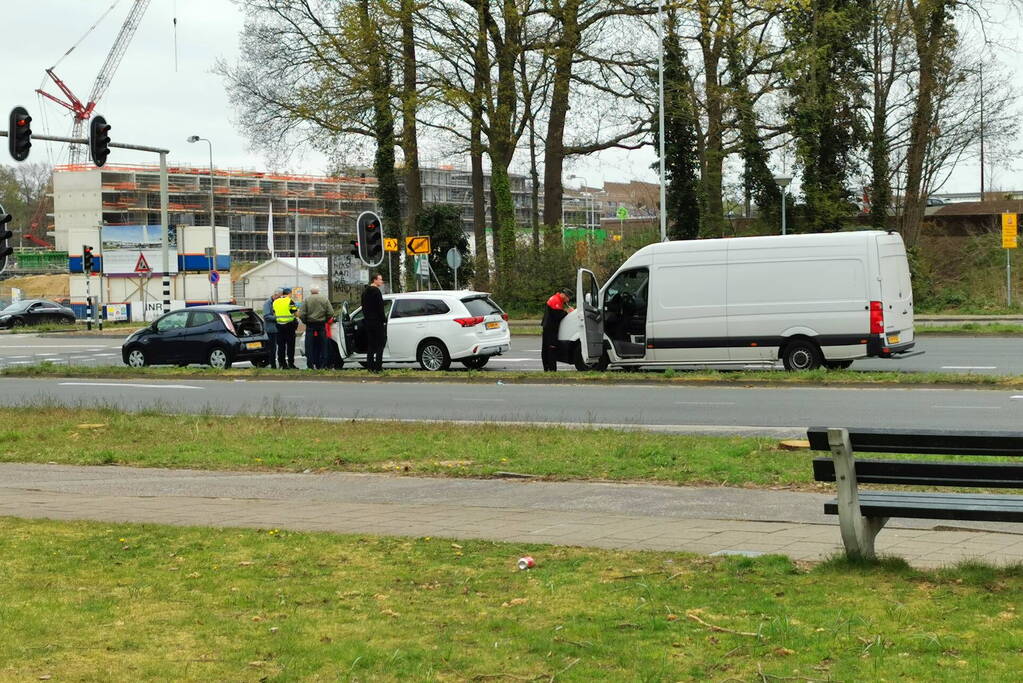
577,268,604,363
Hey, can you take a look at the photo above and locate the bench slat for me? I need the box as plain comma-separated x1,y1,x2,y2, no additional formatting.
813,458,1023,488
807,427,1023,456
823,492,1023,523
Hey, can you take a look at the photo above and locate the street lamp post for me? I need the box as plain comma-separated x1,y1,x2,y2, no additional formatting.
187,135,216,303
774,176,792,235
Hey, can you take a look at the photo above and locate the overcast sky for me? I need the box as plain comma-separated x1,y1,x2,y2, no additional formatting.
5,0,1021,194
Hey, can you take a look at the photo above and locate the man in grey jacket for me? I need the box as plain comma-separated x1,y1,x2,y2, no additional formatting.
261,288,282,369
300,286,334,369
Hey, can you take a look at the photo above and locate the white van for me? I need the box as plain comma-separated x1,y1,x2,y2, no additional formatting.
558,230,916,371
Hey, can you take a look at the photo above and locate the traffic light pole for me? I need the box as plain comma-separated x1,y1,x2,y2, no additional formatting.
1,130,173,314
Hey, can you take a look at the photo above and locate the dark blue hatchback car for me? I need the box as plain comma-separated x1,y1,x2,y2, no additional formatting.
121,305,270,369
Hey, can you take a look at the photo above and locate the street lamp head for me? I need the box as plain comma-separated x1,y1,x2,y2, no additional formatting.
186,135,200,143
774,176,793,189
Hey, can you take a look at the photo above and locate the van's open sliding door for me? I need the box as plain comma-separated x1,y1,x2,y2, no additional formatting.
576,269,604,363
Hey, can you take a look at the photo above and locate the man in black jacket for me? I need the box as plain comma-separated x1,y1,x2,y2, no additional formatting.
541,288,573,372
361,272,387,372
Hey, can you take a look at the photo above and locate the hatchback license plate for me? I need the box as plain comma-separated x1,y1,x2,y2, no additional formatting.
246,342,262,350
485,321,500,329
887,335,900,344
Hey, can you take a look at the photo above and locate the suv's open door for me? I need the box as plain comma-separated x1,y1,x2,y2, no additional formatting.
577,268,604,363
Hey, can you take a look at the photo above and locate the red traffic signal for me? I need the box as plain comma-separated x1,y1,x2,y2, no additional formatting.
89,115,111,167
356,211,384,266
8,106,32,161
0,209,13,273
82,244,95,273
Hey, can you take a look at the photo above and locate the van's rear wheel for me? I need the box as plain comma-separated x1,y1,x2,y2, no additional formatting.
781,340,822,371
824,360,853,370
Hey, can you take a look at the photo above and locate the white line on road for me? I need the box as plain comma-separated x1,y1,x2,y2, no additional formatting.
451,398,506,402
493,358,535,362
675,401,737,406
941,366,997,370
931,405,1001,410
94,353,117,357
57,382,203,390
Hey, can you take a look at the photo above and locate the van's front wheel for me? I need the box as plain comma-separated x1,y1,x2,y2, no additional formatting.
781,340,822,371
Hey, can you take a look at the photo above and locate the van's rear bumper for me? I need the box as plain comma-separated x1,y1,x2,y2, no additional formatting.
866,337,916,358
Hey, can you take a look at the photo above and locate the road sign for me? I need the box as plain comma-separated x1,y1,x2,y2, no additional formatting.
406,235,431,255
1003,213,1018,249
209,270,220,284
445,248,462,270
134,252,151,273
383,237,399,252
416,254,430,276
616,206,629,220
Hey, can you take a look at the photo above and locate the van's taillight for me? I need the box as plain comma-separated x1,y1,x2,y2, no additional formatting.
454,316,485,327
219,313,237,335
869,301,884,334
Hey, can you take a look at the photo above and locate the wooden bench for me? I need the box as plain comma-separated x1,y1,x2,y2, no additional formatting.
806,427,1023,559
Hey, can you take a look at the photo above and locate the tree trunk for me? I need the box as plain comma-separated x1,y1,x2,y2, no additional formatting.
470,0,490,283
542,0,580,246
698,0,726,237
400,0,423,284
901,0,949,247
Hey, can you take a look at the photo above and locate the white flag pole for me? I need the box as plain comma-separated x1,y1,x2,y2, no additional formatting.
267,200,275,258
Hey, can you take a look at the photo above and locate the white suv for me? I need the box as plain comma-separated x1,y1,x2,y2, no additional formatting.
308,291,511,371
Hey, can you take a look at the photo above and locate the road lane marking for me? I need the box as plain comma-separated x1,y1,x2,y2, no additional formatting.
675,401,737,406
58,382,203,390
451,398,505,402
931,405,1001,410
941,366,996,370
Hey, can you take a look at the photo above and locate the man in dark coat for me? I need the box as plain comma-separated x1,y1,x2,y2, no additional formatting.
361,272,387,372
541,288,572,372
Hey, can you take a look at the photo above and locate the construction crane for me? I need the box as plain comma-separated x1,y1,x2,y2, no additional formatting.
36,0,152,164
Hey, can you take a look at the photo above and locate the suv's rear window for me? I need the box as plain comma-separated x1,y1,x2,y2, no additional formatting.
229,310,263,337
461,296,502,317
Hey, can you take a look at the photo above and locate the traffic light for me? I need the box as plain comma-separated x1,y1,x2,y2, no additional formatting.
349,240,359,257
0,207,13,273
89,115,111,167
82,245,95,273
8,106,32,161
357,211,383,266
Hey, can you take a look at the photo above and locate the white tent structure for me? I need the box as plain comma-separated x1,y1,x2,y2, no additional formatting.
236,257,328,307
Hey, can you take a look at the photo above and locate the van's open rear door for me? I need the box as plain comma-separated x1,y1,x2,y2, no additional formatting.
577,268,603,362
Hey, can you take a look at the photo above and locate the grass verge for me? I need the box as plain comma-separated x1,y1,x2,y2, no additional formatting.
4,361,1023,388
0,406,797,487
2,517,1022,680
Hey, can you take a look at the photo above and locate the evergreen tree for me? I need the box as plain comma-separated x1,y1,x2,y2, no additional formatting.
662,10,701,240
784,0,870,231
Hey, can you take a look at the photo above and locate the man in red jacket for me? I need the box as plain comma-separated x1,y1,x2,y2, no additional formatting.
541,288,573,372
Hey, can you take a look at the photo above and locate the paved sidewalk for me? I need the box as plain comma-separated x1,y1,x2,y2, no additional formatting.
3,463,1023,568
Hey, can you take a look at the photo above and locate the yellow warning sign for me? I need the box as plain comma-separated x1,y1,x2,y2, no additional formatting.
405,235,431,255
1002,213,1018,249
383,237,399,252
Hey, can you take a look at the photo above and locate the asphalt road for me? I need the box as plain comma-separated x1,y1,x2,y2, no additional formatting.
0,333,1019,374
5,375,1023,436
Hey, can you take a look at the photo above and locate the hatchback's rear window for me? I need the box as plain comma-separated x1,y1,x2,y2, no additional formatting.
461,296,502,317
229,310,263,337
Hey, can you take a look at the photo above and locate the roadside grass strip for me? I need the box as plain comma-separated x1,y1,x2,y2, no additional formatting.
3,408,1021,490
4,361,1023,388
2,517,1022,681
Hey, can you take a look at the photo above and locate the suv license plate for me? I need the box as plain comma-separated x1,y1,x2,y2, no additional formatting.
246,342,263,350
887,335,900,344
485,321,500,329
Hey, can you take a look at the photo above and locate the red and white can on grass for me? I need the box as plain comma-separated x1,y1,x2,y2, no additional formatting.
517,556,536,570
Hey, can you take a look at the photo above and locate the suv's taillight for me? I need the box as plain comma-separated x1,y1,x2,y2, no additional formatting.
501,313,508,321
454,316,485,327
869,301,884,334
218,313,237,335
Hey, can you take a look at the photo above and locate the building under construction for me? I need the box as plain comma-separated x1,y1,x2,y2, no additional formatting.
52,164,379,263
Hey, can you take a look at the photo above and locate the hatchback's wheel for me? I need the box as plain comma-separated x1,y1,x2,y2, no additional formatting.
126,348,148,368
207,346,233,369
461,356,489,370
781,340,822,371
417,340,451,371
824,360,853,370
11,318,24,328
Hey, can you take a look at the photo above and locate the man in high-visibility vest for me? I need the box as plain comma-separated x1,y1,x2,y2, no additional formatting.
272,287,299,369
